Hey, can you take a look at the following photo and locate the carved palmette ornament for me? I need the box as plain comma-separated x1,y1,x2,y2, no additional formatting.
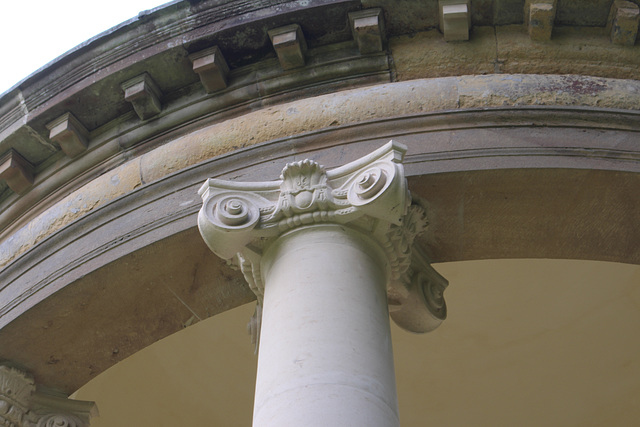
198,141,447,334
274,160,335,217
0,366,96,427
0,365,35,427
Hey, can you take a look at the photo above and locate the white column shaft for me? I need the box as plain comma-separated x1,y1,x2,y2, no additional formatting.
253,224,399,427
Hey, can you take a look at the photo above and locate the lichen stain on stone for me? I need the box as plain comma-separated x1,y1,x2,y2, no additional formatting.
457,74,640,110
546,75,608,96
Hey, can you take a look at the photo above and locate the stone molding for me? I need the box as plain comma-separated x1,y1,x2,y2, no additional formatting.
198,141,448,335
1,100,639,330
2,99,639,325
0,365,96,427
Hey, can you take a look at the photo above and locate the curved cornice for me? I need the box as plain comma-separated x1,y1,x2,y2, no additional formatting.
1,75,639,275
1,0,638,221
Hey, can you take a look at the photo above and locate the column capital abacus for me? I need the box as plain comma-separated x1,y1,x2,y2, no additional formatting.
198,141,447,336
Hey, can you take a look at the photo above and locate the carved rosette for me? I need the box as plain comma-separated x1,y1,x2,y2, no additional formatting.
198,141,448,336
35,414,84,427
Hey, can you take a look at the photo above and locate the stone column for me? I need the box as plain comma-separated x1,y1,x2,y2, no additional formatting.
198,141,448,427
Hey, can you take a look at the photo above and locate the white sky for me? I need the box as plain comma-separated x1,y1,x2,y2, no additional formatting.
0,0,170,95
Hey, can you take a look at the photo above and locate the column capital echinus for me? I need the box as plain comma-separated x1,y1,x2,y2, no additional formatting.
0,364,97,427
198,141,448,339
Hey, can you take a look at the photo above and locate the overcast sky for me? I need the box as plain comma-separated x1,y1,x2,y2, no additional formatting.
0,0,170,95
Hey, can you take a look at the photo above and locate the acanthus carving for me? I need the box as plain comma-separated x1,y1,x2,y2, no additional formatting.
198,141,447,336
0,365,96,427
0,365,34,427
385,203,428,289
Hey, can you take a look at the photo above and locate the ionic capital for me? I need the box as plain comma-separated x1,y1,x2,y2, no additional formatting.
198,141,447,333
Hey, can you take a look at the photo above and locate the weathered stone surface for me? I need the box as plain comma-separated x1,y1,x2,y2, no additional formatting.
607,0,640,46
2,2,639,250
121,73,162,120
0,160,142,269
493,0,526,25
268,24,307,70
0,150,33,194
555,0,614,27
391,25,640,80
362,0,439,34
390,27,497,79
456,74,640,109
496,25,640,79
411,169,640,264
189,46,230,93
349,8,385,54
46,112,89,158
525,0,557,41
439,0,472,41
3,74,640,272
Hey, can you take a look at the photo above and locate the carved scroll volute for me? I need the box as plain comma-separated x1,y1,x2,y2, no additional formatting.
389,247,449,333
197,188,275,260
331,140,409,227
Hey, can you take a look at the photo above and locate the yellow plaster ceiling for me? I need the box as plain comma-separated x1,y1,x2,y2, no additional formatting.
74,259,640,426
